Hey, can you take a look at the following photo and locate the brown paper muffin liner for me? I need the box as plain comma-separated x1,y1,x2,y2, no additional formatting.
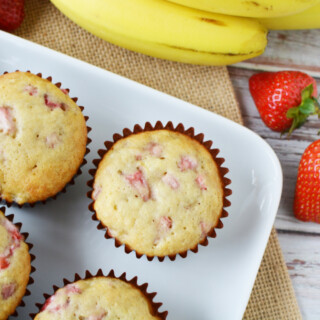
0,70,91,208
1,206,36,318
87,121,232,262
30,269,168,319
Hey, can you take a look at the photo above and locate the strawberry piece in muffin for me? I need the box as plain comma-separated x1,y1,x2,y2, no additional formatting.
178,155,197,171
1,283,17,300
0,107,16,136
44,94,67,111
196,175,207,191
162,173,179,190
24,84,38,96
146,142,163,157
125,169,151,201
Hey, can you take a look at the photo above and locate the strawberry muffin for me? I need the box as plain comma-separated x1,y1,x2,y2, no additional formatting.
0,210,31,320
90,123,230,259
34,275,166,320
0,71,87,205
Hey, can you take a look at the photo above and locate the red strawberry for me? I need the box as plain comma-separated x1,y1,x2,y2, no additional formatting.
294,140,320,223
0,256,10,270
0,0,25,32
249,71,319,136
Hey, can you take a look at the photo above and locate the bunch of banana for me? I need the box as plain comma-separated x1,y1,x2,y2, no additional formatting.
259,3,320,30
50,0,319,65
51,0,267,65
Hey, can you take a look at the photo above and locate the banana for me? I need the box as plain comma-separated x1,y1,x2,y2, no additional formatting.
259,3,320,29
50,0,267,66
167,0,320,18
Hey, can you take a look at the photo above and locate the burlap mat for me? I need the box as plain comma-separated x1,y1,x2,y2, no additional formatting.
14,1,301,318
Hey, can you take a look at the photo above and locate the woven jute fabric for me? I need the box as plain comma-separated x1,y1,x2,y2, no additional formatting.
14,0,301,318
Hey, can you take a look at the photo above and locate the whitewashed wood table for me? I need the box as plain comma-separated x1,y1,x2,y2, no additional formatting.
228,29,320,320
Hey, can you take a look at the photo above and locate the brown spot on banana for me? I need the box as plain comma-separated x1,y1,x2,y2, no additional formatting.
200,18,226,26
243,1,273,11
162,44,263,57
246,1,260,6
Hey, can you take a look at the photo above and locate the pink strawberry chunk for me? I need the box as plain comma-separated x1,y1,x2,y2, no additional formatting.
42,284,81,313
146,142,162,157
154,216,172,244
24,84,38,96
3,218,20,236
195,175,207,190
0,256,10,270
178,155,197,171
10,228,22,242
44,94,67,111
46,133,61,148
200,221,211,240
92,185,102,200
0,107,16,136
65,284,82,294
125,169,151,201
162,173,179,190
7,223,22,251
41,295,61,312
159,216,172,230
1,282,17,300
0,218,22,270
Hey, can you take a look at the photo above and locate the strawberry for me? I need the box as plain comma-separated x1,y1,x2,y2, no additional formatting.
294,140,320,223
0,0,25,32
1,282,16,300
0,256,10,270
249,71,319,136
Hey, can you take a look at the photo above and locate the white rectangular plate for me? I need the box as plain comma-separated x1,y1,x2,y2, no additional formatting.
0,31,283,320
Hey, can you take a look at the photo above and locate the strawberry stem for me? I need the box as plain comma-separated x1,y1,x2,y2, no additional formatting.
285,84,320,137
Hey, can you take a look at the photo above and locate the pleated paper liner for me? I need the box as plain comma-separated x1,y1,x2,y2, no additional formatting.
87,121,232,262
0,206,36,318
0,70,91,208
30,269,168,319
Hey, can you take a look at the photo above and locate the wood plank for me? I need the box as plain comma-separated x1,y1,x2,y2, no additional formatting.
229,28,320,318
228,66,320,234
278,231,320,320
235,29,320,78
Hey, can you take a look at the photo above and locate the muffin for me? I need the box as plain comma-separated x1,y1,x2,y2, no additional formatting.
0,71,88,205
0,210,31,320
89,122,231,260
33,270,167,320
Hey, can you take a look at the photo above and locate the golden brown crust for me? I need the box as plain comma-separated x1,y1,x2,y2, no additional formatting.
0,71,88,204
32,270,167,320
0,210,32,320
88,121,231,261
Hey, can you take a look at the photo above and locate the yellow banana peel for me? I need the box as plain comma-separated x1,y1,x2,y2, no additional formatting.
259,3,320,29
50,0,267,65
167,0,320,18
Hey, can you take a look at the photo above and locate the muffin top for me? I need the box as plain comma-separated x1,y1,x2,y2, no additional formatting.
92,129,224,257
0,210,31,319
35,277,162,320
0,71,87,204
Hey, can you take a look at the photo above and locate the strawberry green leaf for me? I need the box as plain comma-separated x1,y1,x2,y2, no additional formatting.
285,84,320,137
286,107,299,119
286,114,308,137
301,84,314,101
299,98,316,115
